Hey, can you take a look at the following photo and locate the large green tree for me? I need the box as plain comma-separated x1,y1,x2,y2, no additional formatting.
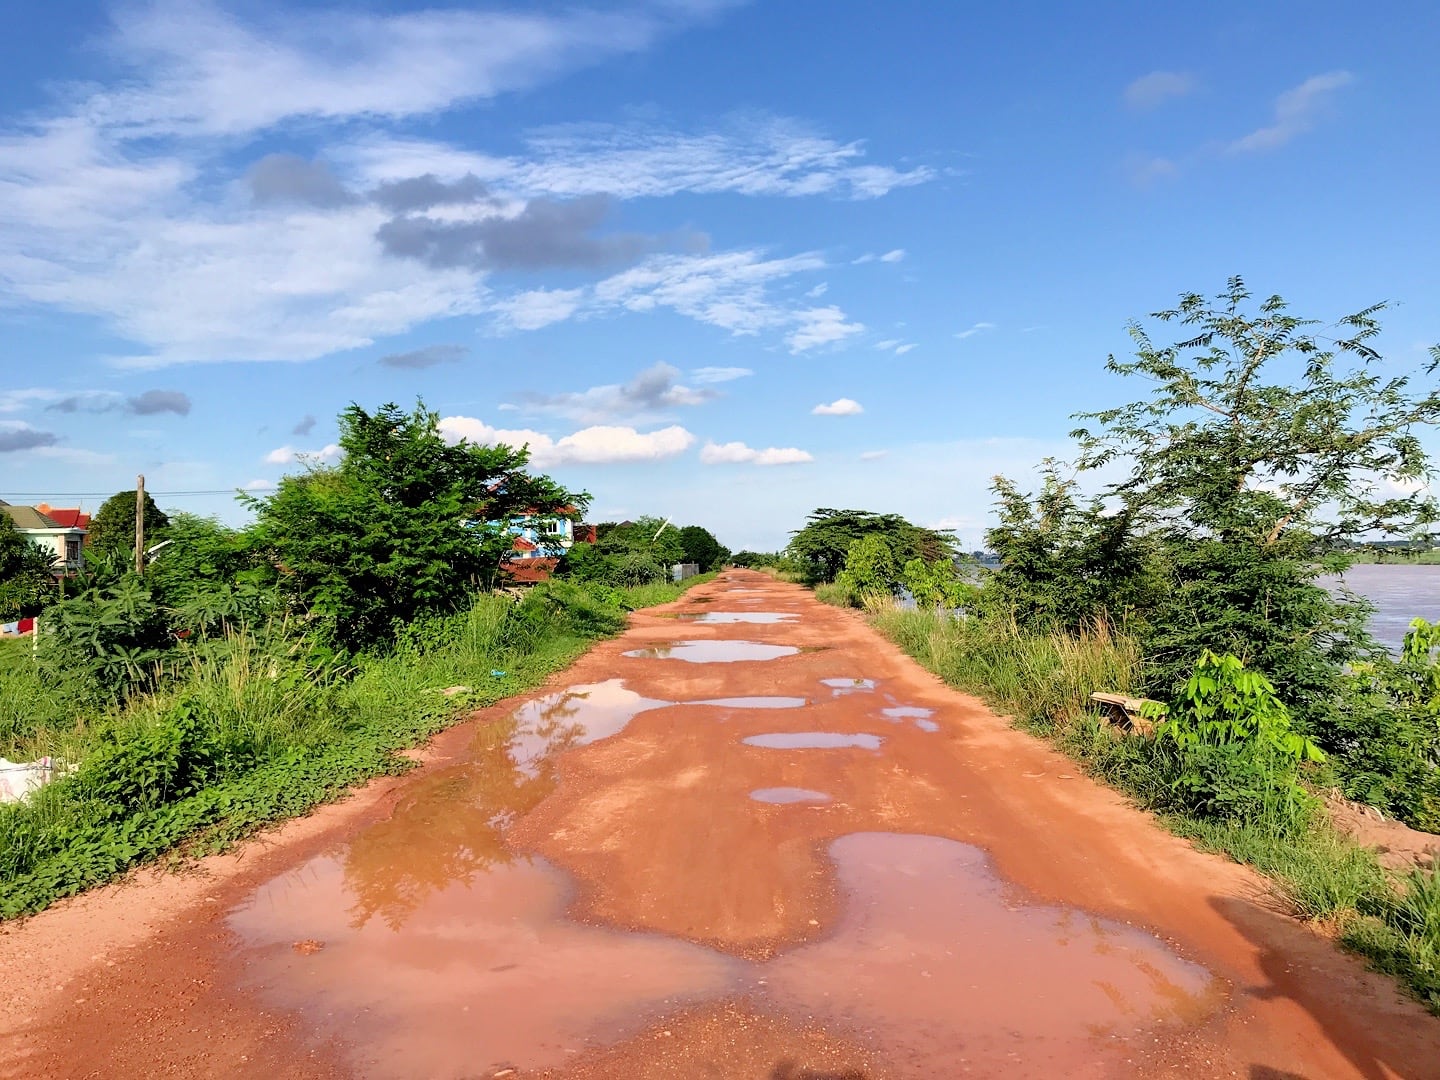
0,512,57,619
677,525,729,571
245,401,581,652
787,508,955,583
1069,278,1440,710
87,489,170,562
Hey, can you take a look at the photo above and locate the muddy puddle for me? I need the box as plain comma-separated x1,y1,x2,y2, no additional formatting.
743,732,884,750
750,787,832,804
229,853,743,1077
763,833,1224,1073
231,830,1221,1078
695,696,808,709
624,640,800,663
674,611,797,623
508,680,671,774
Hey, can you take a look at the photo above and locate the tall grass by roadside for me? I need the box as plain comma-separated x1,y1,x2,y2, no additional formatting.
0,576,709,919
867,600,1440,1012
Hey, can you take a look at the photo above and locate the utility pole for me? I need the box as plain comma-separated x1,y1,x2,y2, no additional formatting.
134,474,145,576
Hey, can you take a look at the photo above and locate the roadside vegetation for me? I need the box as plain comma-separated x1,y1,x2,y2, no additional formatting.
795,280,1440,1010
0,400,715,918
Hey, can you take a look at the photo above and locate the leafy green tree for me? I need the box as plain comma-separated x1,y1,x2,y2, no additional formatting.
245,401,580,652
0,512,57,618
901,557,977,609
788,508,955,583
1070,279,1440,712
87,489,170,561
678,525,729,571
835,534,902,598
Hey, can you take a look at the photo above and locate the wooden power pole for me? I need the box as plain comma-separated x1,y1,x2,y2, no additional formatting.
134,474,145,576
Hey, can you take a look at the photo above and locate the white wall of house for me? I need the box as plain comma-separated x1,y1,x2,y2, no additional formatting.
19,528,86,572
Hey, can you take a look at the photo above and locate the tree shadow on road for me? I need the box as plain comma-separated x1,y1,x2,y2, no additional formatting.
1210,895,1430,1080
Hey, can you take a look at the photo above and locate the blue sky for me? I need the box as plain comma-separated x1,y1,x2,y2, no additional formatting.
1,0,1436,551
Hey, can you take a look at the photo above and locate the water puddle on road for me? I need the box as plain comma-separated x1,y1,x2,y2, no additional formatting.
762,833,1222,1072
749,787,833,804
696,696,809,709
625,640,800,663
674,611,798,623
881,705,940,732
229,853,743,1078
508,680,670,774
743,732,884,750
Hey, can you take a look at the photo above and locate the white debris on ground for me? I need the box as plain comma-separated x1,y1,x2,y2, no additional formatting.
0,757,66,804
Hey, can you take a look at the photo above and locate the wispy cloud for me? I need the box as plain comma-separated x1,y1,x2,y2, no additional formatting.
955,321,996,340
700,440,813,466
812,398,863,416
439,415,694,467
1123,153,1179,187
690,366,752,384
785,306,864,353
1123,71,1196,111
805,282,828,298
378,343,467,369
879,248,905,263
1227,71,1354,153
42,389,191,415
264,443,341,465
859,449,888,461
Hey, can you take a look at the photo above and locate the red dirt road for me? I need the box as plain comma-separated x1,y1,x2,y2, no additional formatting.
3,571,1438,1078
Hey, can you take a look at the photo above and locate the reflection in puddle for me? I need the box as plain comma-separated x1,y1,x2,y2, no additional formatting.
232,822,1221,1076
675,611,798,623
229,854,741,1078
882,705,940,733
764,833,1222,1072
509,680,670,774
625,640,800,663
743,732,884,750
750,787,832,804
821,677,876,694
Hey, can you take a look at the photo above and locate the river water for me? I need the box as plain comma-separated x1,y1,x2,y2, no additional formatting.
1321,563,1440,650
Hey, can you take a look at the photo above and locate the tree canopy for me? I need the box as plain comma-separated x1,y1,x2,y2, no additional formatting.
0,512,56,619
245,401,581,651
87,489,170,560
787,508,955,583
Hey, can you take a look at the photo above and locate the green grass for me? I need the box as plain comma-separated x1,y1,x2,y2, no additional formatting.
1344,550,1440,564
864,599,1440,1013
814,581,858,607
0,576,707,919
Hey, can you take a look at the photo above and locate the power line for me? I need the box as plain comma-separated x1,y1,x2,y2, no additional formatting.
0,488,272,499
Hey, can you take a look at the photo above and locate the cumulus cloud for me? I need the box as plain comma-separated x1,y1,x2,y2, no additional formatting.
700,440,814,466
264,443,341,465
378,343,467,368
786,306,864,353
1227,71,1354,153
518,362,716,424
0,422,59,453
955,321,996,340
690,366,752,384
45,389,191,415
438,415,694,467
1123,71,1196,111
812,398,864,416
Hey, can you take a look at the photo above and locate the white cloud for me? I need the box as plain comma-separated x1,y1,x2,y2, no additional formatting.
264,443,341,465
955,321,996,340
859,450,888,461
894,343,917,356
439,416,694,466
241,478,274,491
879,248,905,263
494,287,585,331
700,440,814,466
786,306,864,353
0,389,62,413
1123,71,1197,111
805,282,828,298
1123,153,1179,187
812,398,864,416
873,339,915,355
31,446,119,466
1227,71,1354,153
690,366,753,384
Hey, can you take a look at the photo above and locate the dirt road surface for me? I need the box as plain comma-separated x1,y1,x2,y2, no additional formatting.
3,571,1438,1078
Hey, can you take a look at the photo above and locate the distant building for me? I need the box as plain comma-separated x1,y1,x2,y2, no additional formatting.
0,501,88,574
506,508,584,560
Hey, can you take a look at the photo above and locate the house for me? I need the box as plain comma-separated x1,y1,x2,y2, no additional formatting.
0,501,88,574
506,507,583,560
35,503,91,532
